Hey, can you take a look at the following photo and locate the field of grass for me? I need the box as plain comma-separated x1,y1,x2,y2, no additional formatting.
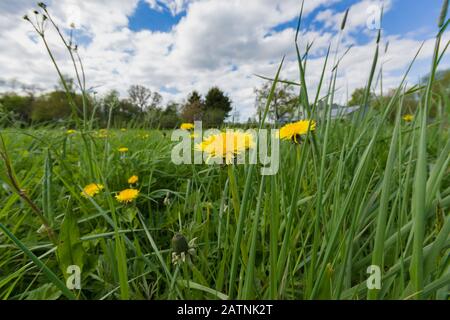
0,107,448,300
0,2,449,300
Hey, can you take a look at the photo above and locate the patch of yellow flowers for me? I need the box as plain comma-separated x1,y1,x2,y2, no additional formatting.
194,119,316,163
81,120,316,203
81,175,140,203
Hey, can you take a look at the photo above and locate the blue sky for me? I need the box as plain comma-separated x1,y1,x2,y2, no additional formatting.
0,0,448,120
129,1,186,32
128,0,444,41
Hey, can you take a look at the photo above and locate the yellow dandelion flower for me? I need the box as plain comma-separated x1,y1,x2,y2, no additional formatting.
402,114,414,122
128,175,138,184
66,129,76,134
121,128,127,132
195,131,255,164
118,147,129,153
81,183,104,198
115,188,139,203
180,123,195,130
279,120,316,143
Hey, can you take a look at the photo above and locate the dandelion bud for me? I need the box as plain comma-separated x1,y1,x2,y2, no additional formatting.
23,15,30,21
172,233,189,254
438,0,448,28
33,10,39,15
42,15,47,21
38,2,47,10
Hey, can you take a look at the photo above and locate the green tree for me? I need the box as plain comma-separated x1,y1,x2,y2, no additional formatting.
159,102,180,129
181,91,203,123
31,91,80,122
204,87,232,126
0,93,33,123
347,88,367,107
114,99,142,125
97,90,120,126
254,82,297,123
127,85,162,112
202,108,226,127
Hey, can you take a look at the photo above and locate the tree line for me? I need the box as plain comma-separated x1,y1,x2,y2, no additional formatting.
1,69,448,128
0,79,233,129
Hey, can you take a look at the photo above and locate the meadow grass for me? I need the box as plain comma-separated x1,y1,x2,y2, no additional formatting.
0,2,449,300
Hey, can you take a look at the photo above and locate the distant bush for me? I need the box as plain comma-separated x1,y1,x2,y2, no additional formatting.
0,93,33,124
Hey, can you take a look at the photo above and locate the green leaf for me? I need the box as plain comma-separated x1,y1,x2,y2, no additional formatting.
57,210,85,279
24,283,62,300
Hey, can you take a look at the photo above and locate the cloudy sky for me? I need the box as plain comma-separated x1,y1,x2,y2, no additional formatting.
0,0,448,120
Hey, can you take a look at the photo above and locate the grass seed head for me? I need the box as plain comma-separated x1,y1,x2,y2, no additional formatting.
439,0,448,27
